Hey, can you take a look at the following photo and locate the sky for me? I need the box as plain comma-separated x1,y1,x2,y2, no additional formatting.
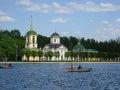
0,0,120,41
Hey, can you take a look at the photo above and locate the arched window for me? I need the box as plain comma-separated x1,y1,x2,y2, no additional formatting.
27,37,29,43
33,36,35,43
54,39,56,43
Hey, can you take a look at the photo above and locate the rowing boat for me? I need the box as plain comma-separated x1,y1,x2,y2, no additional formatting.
0,66,13,69
67,68,92,72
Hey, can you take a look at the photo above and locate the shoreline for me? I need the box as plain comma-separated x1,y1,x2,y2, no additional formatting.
0,61,120,64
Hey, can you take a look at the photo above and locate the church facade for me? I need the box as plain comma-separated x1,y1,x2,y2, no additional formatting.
43,32,68,60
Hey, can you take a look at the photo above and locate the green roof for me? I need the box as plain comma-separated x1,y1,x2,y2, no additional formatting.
73,43,86,52
26,31,37,35
73,43,99,53
87,49,99,53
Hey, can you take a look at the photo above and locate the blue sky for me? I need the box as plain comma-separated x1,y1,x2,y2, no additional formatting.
0,0,120,41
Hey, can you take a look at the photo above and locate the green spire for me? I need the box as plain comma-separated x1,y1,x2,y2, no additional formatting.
30,16,33,31
26,16,37,35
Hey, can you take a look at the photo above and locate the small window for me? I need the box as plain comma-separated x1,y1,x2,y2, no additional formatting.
27,37,29,43
33,36,35,43
54,39,56,42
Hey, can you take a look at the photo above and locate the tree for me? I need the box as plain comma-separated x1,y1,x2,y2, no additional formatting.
1,30,10,38
65,52,70,60
61,37,71,50
69,36,78,50
19,49,25,57
25,49,32,59
0,47,5,60
38,50,44,60
54,51,60,58
0,36,16,61
10,29,21,38
31,50,38,58
37,35,50,48
45,51,54,60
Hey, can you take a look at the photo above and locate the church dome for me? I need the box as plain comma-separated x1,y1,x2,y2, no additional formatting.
51,32,60,37
26,30,37,36
73,43,86,52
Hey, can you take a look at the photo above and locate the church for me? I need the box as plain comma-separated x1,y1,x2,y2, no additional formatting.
22,17,68,61
43,32,68,60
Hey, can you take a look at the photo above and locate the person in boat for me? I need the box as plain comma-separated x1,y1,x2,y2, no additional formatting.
70,64,75,70
78,65,82,69
8,63,12,67
4,63,8,68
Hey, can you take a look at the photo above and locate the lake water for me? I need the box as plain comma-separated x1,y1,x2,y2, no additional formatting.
0,63,120,90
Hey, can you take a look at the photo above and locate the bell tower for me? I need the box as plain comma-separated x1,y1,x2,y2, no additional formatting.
25,16,38,49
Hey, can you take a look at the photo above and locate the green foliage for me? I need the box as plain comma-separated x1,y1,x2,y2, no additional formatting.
69,36,78,49
54,51,60,57
65,52,71,60
61,37,71,50
10,29,21,38
25,49,32,57
0,29,120,61
37,35,50,49
31,50,38,57
0,47,5,58
0,36,16,60
38,50,44,58
45,51,54,59
19,49,25,57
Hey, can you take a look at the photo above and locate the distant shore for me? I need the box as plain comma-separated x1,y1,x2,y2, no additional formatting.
0,61,120,64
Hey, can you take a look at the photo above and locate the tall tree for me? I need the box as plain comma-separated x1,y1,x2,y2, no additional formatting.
37,34,50,49
0,36,16,60
10,29,21,38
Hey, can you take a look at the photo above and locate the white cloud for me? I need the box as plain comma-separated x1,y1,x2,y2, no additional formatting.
68,1,120,12
0,10,14,22
0,16,14,22
100,3,119,11
101,20,109,25
26,3,51,13
0,10,6,16
53,2,61,8
18,0,73,14
18,0,51,13
115,18,120,23
51,18,67,23
53,2,74,14
61,32,68,36
18,0,31,6
96,27,120,36
75,31,82,35
18,0,120,14
93,20,120,41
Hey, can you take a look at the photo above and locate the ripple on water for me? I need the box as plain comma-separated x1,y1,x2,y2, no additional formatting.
0,63,120,90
